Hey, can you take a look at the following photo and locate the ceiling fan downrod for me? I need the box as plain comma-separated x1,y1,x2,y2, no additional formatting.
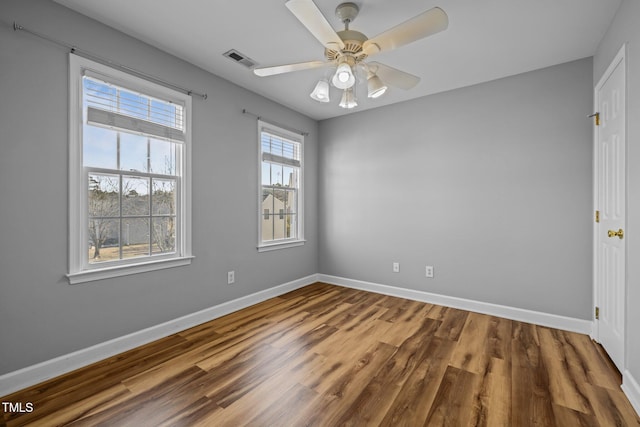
335,2,359,30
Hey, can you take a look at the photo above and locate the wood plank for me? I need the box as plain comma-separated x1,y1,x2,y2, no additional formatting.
423,365,482,426
329,318,440,426
379,335,453,426
294,340,399,426
511,321,556,427
450,312,492,375
477,357,513,427
538,327,593,414
580,381,640,426
434,306,469,341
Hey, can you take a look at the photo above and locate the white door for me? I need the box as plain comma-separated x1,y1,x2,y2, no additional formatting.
594,45,626,372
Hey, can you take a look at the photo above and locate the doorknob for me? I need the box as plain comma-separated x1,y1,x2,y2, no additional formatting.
608,228,624,239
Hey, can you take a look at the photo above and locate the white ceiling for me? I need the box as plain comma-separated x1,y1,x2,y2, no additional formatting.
53,0,620,120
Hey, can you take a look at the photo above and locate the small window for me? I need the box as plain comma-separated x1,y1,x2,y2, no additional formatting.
258,121,304,251
68,55,193,283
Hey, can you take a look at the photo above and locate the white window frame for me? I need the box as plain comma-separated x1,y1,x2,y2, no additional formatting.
257,120,305,252
68,54,193,284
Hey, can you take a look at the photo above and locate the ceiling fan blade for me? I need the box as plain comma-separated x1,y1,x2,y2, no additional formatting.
253,60,327,77
368,62,420,90
362,7,448,56
285,0,345,51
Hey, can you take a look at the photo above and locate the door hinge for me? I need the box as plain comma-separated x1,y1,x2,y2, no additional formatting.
595,210,600,223
589,112,600,126
595,306,600,320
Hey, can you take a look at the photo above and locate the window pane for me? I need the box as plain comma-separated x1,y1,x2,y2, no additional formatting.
119,90,149,121
120,133,148,173
152,217,176,254
122,176,150,216
88,174,119,218
152,179,176,215
149,139,176,175
88,219,119,263
84,76,185,133
262,132,300,161
122,218,150,259
84,78,116,111
283,189,297,214
150,99,183,130
272,164,284,186
262,188,274,210
262,214,274,241
273,211,286,240
282,166,295,187
262,162,272,186
283,140,297,159
286,214,297,239
83,125,117,169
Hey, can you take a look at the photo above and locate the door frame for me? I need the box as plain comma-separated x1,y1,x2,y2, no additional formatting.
592,43,627,365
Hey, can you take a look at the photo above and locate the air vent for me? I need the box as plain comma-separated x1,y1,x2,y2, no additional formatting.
223,49,256,68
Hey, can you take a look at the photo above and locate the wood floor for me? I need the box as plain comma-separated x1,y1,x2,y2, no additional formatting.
2,283,639,426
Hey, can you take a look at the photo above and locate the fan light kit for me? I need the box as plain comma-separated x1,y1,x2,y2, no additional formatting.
254,0,448,109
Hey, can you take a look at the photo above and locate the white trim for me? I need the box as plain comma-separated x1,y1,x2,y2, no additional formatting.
318,274,593,335
258,239,306,252
0,274,317,397
622,370,640,417
67,256,195,284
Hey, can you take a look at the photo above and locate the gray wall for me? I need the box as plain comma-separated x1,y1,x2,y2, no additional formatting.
594,0,640,385
0,0,318,375
318,57,594,319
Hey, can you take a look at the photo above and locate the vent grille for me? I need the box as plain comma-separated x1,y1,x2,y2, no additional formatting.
223,49,256,68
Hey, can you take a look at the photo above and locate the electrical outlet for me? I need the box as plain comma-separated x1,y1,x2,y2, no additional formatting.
227,270,235,284
425,266,434,278
393,262,400,273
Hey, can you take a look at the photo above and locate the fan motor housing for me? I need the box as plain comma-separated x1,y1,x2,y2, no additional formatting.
325,29,368,61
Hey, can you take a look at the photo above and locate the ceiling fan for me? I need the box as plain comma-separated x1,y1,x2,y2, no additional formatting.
253,0,448,109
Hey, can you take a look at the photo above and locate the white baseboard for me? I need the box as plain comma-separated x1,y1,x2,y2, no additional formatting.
622,370,640,417
0,274,317,397
318,274,593,335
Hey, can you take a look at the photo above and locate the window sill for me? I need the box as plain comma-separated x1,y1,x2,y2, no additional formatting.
67,256,195,284
257,240,306,252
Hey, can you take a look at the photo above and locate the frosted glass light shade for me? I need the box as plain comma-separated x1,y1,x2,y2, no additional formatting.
332,63,355,89
339,87,357,109
367,74,387,98
310,79,330,102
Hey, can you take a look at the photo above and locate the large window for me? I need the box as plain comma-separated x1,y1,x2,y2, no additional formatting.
68,55,192,283
258,121,304,251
